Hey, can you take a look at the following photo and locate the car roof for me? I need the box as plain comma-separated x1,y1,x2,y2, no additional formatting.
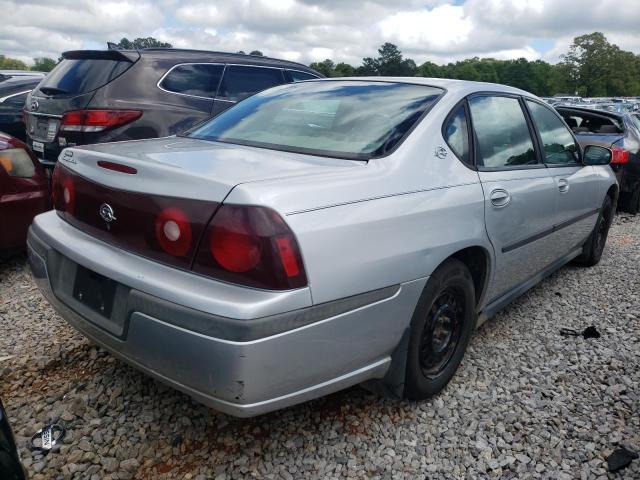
320,77,536,98
63,48,319,74
0,75,41,91
0,70,46,76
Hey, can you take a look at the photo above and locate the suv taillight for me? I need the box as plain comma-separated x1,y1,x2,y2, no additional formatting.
611,147,630,165
193,204,308,290
60,109,142,133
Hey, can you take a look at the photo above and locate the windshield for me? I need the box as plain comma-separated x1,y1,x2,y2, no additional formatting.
187,81,443,159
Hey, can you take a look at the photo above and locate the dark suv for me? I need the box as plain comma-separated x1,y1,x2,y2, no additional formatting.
0,71,45,141
24,49,322,166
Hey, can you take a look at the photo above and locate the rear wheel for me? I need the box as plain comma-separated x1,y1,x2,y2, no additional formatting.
627,187,640,215
575,196,613,267
404,259,476,400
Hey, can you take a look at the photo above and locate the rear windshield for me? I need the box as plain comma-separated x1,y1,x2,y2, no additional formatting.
558,110,624,135
37,59,132,96
186,81,443,159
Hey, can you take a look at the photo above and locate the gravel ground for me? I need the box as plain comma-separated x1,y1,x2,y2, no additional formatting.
0,215,638,480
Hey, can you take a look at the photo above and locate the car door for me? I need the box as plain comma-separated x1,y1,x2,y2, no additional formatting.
525,99,601,255
212,65,286,116
468,94,558,303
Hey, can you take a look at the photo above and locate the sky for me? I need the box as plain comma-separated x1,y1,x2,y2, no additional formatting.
2,0,640,67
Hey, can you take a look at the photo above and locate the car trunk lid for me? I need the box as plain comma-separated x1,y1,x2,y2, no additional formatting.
53,136,362,269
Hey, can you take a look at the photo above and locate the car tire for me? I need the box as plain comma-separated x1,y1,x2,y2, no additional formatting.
574,196,614,267
627,187,640,215
404,258,476,400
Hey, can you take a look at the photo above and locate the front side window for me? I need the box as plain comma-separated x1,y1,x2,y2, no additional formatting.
526,100,579,165
187,81,443,159
443,104,470,165
217,66,285,101
160,64,223,98
469,95,537,168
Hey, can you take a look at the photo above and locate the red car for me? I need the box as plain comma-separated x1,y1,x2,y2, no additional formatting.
0,133,50,255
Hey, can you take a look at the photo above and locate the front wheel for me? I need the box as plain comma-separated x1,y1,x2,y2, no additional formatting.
574,196,613,267
404,258,476,400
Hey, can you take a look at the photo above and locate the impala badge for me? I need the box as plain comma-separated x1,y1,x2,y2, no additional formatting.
99,203,116,223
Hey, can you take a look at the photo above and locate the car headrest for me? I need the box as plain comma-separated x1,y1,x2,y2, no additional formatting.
598,125,620,134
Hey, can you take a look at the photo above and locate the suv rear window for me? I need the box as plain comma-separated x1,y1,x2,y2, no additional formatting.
187,80,443,160
37,59,132,96
160,64,224,98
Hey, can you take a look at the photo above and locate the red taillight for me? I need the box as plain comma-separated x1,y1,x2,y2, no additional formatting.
194,204,307,290
60,109,142,133
154,207,193,257
52,164,75,214
611,147,630,165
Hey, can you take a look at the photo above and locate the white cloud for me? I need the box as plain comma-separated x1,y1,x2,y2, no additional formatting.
1,0,640,67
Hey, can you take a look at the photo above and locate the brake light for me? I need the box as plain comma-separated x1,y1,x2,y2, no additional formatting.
97,160,137,174
60,110,142,133
611,147,630,165
193,204,307,290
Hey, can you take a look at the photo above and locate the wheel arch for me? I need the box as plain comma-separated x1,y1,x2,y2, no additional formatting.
449,245,491,310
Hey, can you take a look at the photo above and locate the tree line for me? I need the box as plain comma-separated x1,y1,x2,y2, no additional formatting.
310,33,640,97
2,32,639,96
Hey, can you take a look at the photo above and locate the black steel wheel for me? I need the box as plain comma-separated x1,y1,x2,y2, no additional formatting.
419,286,465,378
575,195,613,267
405,258,476,400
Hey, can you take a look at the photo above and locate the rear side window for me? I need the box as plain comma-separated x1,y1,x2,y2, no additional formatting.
37,59,132,95
289,70,318,82
443,104,470,165
526,100,579,165
160,64,224,98
217,66,285,102
469,96,537,168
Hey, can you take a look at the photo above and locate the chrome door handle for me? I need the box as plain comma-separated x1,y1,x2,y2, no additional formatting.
558,179,570,193
490,188,511,207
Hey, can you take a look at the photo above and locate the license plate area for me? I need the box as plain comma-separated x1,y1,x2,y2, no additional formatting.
73,266,117,318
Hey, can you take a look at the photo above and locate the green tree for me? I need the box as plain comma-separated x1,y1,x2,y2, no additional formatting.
117,37,172,49
32,57,57,72
0,55,28,70
557,32,640,96
367,43,417,76
249,50,264,56
333,62,356,77
309,59,335,77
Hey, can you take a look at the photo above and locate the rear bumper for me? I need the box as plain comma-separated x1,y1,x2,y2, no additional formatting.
28,212,424,416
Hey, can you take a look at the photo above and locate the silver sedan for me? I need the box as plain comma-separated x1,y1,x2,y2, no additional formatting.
28,78,617,416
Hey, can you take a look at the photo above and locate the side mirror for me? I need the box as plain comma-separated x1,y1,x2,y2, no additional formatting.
583,145,612,166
